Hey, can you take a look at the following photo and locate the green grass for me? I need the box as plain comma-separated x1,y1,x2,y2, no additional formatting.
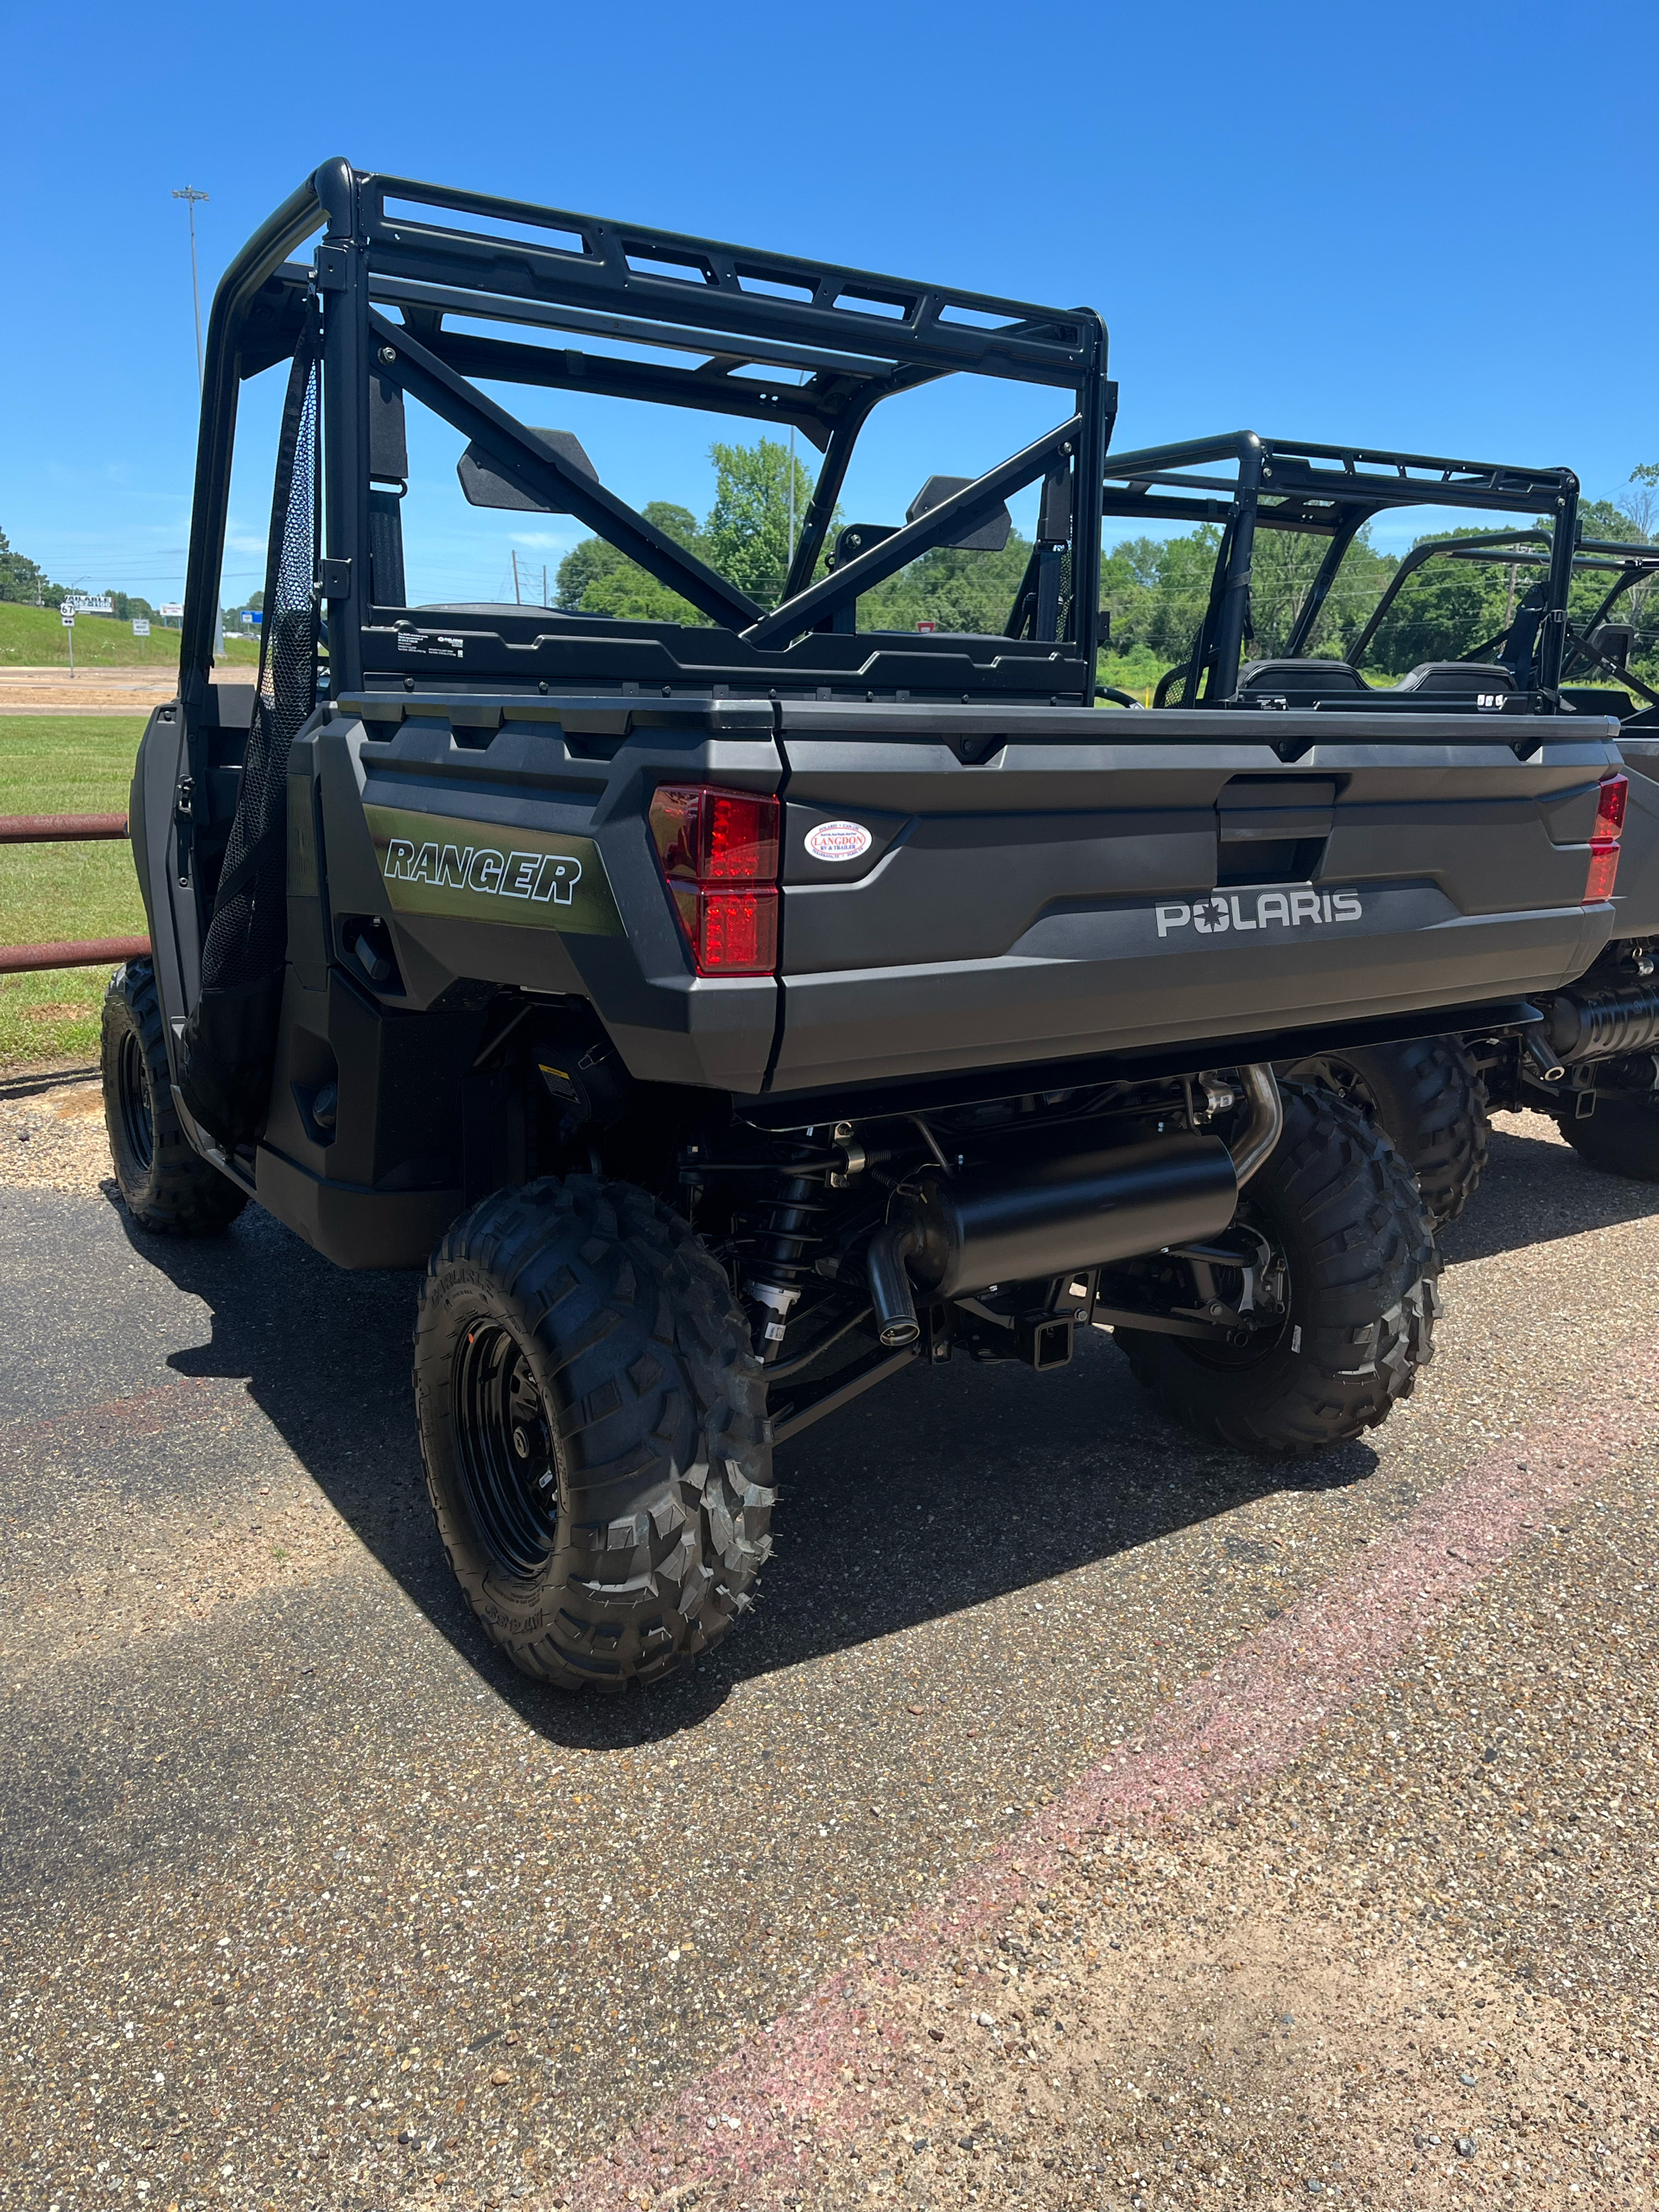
0,600,258,670
1096,648,1173,703
1096,648,1408,703
0,717,149,1071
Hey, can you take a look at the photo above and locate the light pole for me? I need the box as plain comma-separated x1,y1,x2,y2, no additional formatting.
173,187,209,394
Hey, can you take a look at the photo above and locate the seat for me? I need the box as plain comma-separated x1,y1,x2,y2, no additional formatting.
1393,662,1516,695
1236,658,1370,698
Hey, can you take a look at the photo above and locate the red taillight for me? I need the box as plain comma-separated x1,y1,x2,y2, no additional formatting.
649,784,780,974
1586,772,1628,904
697,887,778,972
1586,847,1621,901
1593,773,1629,842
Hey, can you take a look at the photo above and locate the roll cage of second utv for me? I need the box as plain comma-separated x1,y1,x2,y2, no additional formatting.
1096,433,1652,1217
106,164,1623,1691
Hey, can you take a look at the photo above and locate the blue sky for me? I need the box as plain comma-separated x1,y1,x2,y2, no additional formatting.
2,0,1652,607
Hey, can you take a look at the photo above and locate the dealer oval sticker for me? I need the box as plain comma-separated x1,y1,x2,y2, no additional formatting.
804,819,873,863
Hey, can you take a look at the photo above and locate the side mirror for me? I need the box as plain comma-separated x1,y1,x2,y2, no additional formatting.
906,474,1013,554
1589,622,1635,677
456,429,598,512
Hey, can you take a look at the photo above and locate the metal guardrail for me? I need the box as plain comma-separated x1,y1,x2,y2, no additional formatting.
0,812,130,842
0,814,150,976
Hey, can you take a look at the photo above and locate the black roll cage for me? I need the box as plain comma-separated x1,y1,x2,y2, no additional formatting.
181,159,1112,709
1096,431,1583,706
1342,531,1659,707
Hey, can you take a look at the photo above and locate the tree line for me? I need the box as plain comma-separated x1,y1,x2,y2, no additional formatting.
552,439,1659,687
553,437,1036,638
1100,476,1659,685
0,526,165,623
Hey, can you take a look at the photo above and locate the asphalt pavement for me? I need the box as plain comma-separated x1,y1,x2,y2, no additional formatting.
1,1096,1656,2212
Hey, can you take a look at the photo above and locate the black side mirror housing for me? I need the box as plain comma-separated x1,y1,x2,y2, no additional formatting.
457,429,598,512
906,474,1013,553
1589,622,1636,677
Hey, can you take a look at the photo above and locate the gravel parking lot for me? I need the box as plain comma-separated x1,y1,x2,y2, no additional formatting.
1,1089,1655,2211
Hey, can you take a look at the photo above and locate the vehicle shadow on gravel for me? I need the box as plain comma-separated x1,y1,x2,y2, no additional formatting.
109,1116,1656,1748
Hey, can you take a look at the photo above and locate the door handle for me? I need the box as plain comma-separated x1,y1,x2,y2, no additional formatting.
174,776,195,888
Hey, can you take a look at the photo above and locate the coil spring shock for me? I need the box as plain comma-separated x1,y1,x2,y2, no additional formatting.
744,1173,833,1365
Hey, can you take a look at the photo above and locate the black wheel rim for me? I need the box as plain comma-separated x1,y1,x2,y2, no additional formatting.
1287,1055,1378,1120
452,1320,560,1579
117,1027,154,1173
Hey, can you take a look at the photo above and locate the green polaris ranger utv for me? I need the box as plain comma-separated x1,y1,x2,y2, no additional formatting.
105,162,1624,1690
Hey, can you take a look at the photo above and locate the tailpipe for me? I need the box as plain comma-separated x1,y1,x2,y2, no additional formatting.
1228,1064,1283,1187
866,1221,922,1348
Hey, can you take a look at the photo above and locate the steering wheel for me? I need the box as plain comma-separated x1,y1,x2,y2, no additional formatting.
1096,685,1143,708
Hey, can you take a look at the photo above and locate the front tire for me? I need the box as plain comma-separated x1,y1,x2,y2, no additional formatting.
1114,1085,1440,1456
1282,1035,1489,1225
415,1175,772,1692
1559,1092,1659,1182
100,959,249,1234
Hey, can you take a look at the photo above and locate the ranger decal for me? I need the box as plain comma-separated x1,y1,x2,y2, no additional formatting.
362,803,624,938
1156,889,1363,938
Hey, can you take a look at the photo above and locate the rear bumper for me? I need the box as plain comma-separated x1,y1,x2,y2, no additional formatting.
769,900,1610,1093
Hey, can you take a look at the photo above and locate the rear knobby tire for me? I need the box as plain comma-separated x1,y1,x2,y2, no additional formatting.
1114,1084,1440,1457
1283,1034,1489,1225
414,1175,772,1692
100,958,249,1235
1559,1093,1659,1182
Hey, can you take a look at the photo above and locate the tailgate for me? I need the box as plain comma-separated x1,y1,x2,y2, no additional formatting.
770,702,1620,1092
1609,728,1659,939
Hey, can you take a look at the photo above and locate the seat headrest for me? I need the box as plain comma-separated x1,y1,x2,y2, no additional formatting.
1237,658,1367,695
1393,663,1516,695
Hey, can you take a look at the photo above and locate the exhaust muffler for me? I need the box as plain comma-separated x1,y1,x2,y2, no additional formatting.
1539,980,1659,1064
865,1067,1280,1349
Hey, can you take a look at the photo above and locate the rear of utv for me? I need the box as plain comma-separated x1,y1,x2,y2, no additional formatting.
1095,434,1645,1220
107,165,1621,1690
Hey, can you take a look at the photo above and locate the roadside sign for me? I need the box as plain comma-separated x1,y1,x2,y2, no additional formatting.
60,611,74,627
132,619,150,638
159,603,184,620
